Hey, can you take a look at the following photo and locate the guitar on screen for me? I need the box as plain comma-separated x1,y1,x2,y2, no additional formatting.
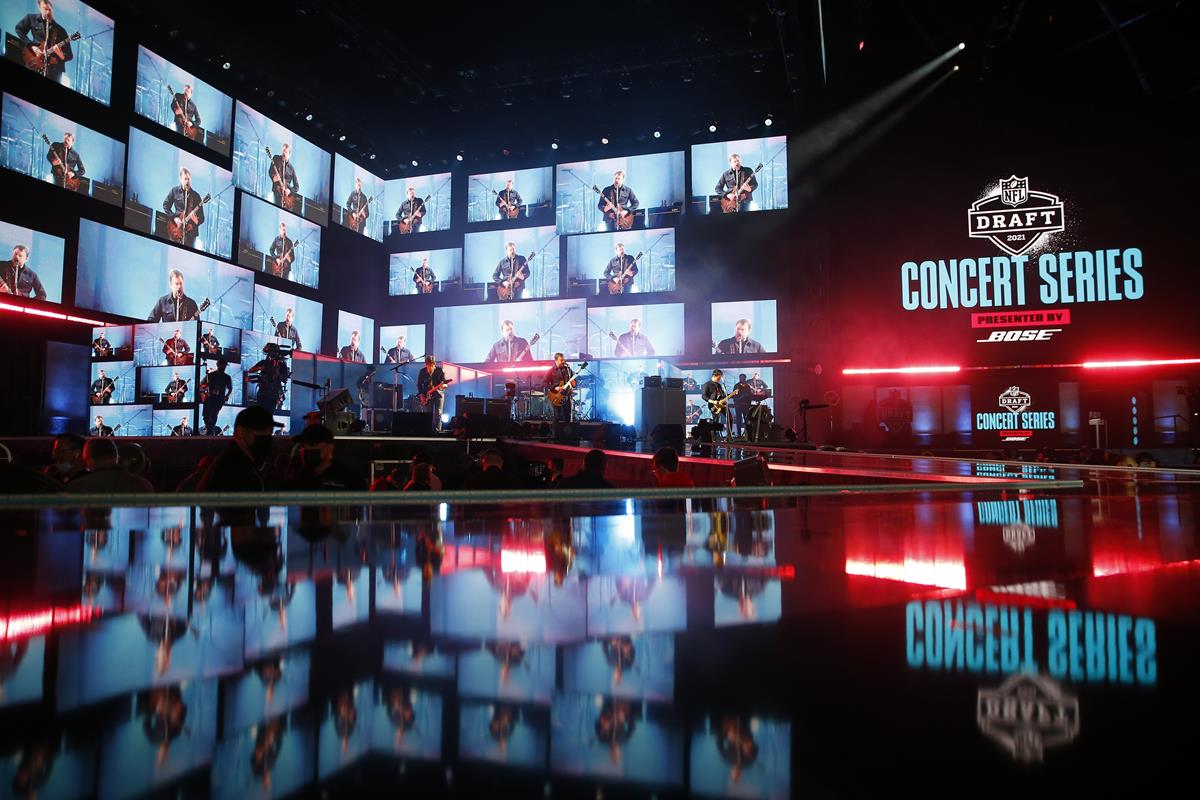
417,379,454,407
264,146,297,210
22,30,80,75
720,162,764,213
158,337,194,366
491,187,521,219
167,192,212,244
270,239,296,278
90,383,114,405
398,194,430,234
512,333,540,362
190,298,212,321
166,84,200,140
168,379,190,403
409,264,434,294
606,250,644,295
349,191,382,233
497,251,535,301
42,133,79,191
592,184,634,230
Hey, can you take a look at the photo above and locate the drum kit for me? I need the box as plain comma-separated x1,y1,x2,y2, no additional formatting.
506,373,599,421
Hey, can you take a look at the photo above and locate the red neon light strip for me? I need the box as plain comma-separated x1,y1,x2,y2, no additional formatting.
0,301,104,326
0,604,101,640
842,365,961,376
1081,358,1200,369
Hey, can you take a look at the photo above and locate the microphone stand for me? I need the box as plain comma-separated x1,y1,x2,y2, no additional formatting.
562,168,593,232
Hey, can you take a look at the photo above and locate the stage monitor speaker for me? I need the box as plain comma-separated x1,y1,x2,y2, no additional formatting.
650,424,685,450
456,395,486,418
637,387,685,438
391,411,433,436
733,455,771,487
319,388,354,412
643,375,663,388
486,398,512,420
466,414,504,438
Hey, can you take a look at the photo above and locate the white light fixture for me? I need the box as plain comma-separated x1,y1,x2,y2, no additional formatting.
708,123,717,133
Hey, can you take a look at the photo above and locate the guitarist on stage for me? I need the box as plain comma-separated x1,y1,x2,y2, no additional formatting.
201,359,232,435
165,371,189,403
45,131,84,188
90,415,113,438
615,318,655,357
162,167,205,248
1,244,47,300
90,369,115,405
172,85,201,138
603,242,639,293
715,153,758,213
274,307,302,350
702,369,731,440
544,353,575,424
91,330,112,357
493,242,529,301
416,355,448,433
162,328,190,365
268,222,295,280
269,143,299,207
597,170,639,232
484,319,533,364
345,176,369,232
396,186,426,233
147,269,200,322
16,0,72,82
413,257,436,294
495,179,522,218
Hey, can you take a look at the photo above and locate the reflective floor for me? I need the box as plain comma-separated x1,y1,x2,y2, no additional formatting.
2,480,1198,796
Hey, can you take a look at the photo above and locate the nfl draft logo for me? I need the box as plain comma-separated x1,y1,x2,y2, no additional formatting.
967,175,1065,256
977,673,1080,763
998,386,1031,414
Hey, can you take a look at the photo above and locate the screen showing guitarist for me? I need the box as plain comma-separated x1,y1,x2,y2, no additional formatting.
493,242,529,301
614,318,655,357
385,335,413,364
597,170,639,232
147,269,200,322
702,369,731,439
247,343,289,410
604,242,639,294
346,176,369,232
15,1,73,82
90,369,115,405
274,307,301,350
543,353,575,423
715,318,764,355
172,84,201,139
171,415,192,436
269,143,299,208
268,222,294,279
416,355,448,433
201,358,232,435
91,329,112,357
484,319,533,364
45,131,84,189
496,179,522,219
165,371,188,403
0,244,47,300
338,330,365,363
90,415,113,437
413,257,436,294
162,328,191,365
162,167,205,248
396,187,426,234
201,327,220,354
715,153,758,213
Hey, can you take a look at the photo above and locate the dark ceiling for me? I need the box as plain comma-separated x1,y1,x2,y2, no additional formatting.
106,0,1197,175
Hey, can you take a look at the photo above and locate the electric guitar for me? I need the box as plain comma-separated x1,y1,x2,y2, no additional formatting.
93,423,121,437
167,192,212,243
606,250,645,295
511,332,540,363
0,275,10,293
201,334,220,354
192,297,212,321
22,30,79,74
42,134,79,190
720,162,764,213
166,84,200,140
168,379,190,403
417,378,454,407
547,362,587,407
496,252,535,301
199,377,209,403
492,188,521,219
92,338,112,357
592,185,634,230
607,329,651,358
410,265,434,294
269,238,296,278
398,195,430,234
264,146,297,210
159,337,190,365
706,386,741,416
91,382,114,404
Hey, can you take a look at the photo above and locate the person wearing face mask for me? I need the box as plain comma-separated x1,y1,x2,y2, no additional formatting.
196,406,278,492
282,424,365,490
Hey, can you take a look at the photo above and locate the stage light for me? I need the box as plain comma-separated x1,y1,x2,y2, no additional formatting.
708,123,717,133
953,65,960,72
369,153,376,160
411,159,419,167
858,40,865,51
222,61,231,70
653,130,661,138
305,113,313,121
764,115,773,126
601,137,609,144
842,365,961,375
1081,357,1200,369
456,152,464,161
551,141,559,150
958,42,966,50
338,134,346,141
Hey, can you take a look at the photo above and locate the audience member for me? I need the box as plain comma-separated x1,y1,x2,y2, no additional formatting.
176,455,217,493
197,407,277,492
412,449,443,490
463,449,513,490
283,425,365,490
404,462,435,491
43,433,86,484
651,447,695,488
545,457,564,488
118,443,151,477
65,439,154,494
559,449,615,489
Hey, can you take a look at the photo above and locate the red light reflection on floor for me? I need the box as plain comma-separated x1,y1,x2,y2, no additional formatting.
845,558,967,589
0,604,101,640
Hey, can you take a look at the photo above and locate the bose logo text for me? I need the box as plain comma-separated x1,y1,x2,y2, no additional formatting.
977,329,1062,343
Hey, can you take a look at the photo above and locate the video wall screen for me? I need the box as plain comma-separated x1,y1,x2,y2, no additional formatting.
197,321,242,364
388,247,461,296
232,101,331,225
335,310,373,363
1,0,115,105
133,320,197,367
0,218,64,302
87,403,151,437
378,324,426,365
200,359,244,408
678,366,776,423
555,151,685,235
332,153,385,241
0,93,124,205
467,166,554,225
462,226,560,301
138,364,195,406
690,715,790,798
690,135,788,215
237,192,321,288
75,220,254,328
433,299,587,365
89,324,131,360
566,228,676,296
88,361,133,404
124,126,234,259
586,303,685,359
133,46,233,156
710,300,778,355
153,406,196,436
459,700,549,769
240,330,292,413
252,284,322,354
383,172,452,237
550,695,684,786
